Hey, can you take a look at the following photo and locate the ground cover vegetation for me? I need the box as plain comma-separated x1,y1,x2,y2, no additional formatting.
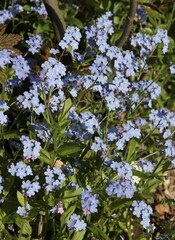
0,0,175,239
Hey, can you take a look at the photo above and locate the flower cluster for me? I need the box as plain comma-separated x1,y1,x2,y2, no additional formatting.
106,161,136,199
131,80,161,108
26,34,43,54
91,137,107,153
30,1,48,18
20,135,42,162
59,26,82,53
85,11,114,52
67,109,101,141
136,5,148,23
149,108,175,132
137,158,154,173
0,4,23,24
22,179,41,197
39,57,66,90
170,64,175,74
131,28,169,56
50,201,64,214
17,88,45,115
132,200,153,229
0,176,3,194
16,203,31,217
32,122,51,142
0,49,12,68
8,161,33,179
0,100,9,125
44,166,66,192
81,189,99,215
115,121,141,151
12,55,30,80
67,214,87,232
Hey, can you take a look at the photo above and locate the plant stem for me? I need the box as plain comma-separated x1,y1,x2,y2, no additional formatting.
43,0,66,43
116,0,137,48
38,215,44,240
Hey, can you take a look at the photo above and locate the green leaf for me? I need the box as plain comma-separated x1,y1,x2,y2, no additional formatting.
126,139,139,163
66,17,84,29
88,226,110,240
118,220,127,231
57,98,72,124
63,188,83,199
142,178,162,193
100,0,111,10
0,209,6,220
0,132,21,140
3,174,15,197
23,4,31,11
60,205,76,227
56,143,84,157
17,191,25,207
17,220,32,240
72,230,86,240
110,198,133,211
38,149,52,165
132,169,149,180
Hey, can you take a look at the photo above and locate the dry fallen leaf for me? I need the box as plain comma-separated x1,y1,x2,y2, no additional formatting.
155,203,170,219
0,24,22,54
54,159,64,169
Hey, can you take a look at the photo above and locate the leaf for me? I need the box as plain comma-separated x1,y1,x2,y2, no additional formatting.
18,220,32,240
102,0,111,10
142,178,162,193
56,143,85,157
126,139,139,163
0,68,8,87
60,205,76,227
23,5,31,11
66,17,84,29
57,98,72,124
118,220,127,231
0,25,6,35
0,132,21,140
110,199,133,211
38,149,52,165
72,231,86,240
63,188,83,199
0,209,6,220
0,24,21,54
17,191,25,207
3,174,15,197
88,226,110,240
132,169,149,180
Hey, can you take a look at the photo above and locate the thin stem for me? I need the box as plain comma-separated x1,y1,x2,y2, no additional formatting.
8,108,23,132
38,215,44,240
142,151,159,159
140,122,160,144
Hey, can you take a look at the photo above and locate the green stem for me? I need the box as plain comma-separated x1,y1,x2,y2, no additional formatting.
8,108,23,132
143,151,159,159
140,121,160,144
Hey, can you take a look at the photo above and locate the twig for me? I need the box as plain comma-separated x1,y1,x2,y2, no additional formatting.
116,0,137,48
38,215,44,240
43,0,66,42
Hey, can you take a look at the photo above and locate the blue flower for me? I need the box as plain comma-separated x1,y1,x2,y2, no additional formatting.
132,201,153,229
67,214,87,232
26,34,43,54
81,189,99,215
